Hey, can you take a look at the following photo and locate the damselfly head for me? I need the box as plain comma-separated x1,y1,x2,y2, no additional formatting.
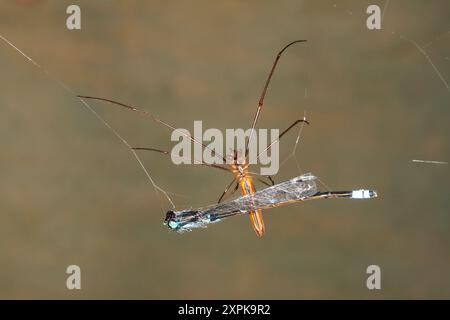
164,211,175,223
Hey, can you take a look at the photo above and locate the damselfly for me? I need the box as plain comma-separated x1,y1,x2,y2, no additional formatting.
77,40,310,237
165,173,378,233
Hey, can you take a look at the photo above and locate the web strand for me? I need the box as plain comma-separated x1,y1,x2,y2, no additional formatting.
0,34,175,209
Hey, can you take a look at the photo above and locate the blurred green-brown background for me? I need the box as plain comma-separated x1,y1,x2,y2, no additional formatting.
0,0,449,299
